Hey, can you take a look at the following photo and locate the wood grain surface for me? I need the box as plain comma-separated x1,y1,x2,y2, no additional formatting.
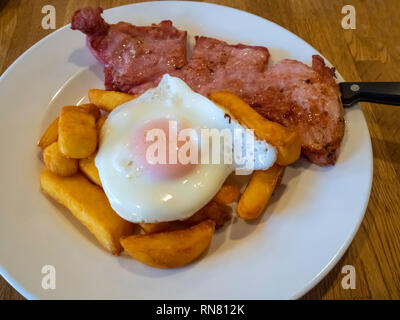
0,0,399,300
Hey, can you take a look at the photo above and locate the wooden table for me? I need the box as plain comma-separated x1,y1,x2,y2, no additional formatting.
1,0,399,300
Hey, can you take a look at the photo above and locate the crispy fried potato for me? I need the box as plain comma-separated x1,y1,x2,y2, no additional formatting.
79,154,101,187
38,117,59,149
209,91,301,166
237,164,284,220
200,201,231,228
184,201,231,229
96,115,107,134
182,210,208,226
79,103,101,121
58,106,97,159
121,220,216,268
40,169,135,255
139,222,173,234
140,199,231,234
43,142,79,176
88,89,136,112
213,183,240,205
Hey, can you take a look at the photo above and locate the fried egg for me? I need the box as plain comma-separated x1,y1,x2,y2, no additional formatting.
95,75,276,223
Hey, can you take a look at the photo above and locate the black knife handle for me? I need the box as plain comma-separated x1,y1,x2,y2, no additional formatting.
340,82,400,108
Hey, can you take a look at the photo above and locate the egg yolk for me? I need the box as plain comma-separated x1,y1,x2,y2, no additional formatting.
131,118,197,179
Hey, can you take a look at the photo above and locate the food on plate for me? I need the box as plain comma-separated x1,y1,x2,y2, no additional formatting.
213,183,240,205
96,115,107,134
237,165,284,220
38,75,271,265
252,56,344,165
79,154,101,187
139,222,173,234
36,8,347,269
95,75,276,224
43,142,79,176
183,200,231,229
72,7,187,94
177,37,343,166
40,169,135,255
175,37,343,165
174,36,271,97
88,89,136,112
79,103,101,121
38,77,254,266
120,220,215,268
72,9,344,166
38,117,59,149
58,105,98,158
140,198,232,234
209,91,301,166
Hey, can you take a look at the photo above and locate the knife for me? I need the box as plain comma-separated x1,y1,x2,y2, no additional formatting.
340,82,400,108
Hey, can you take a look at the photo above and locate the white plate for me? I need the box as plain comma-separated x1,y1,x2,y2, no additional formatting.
0,1,372,299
